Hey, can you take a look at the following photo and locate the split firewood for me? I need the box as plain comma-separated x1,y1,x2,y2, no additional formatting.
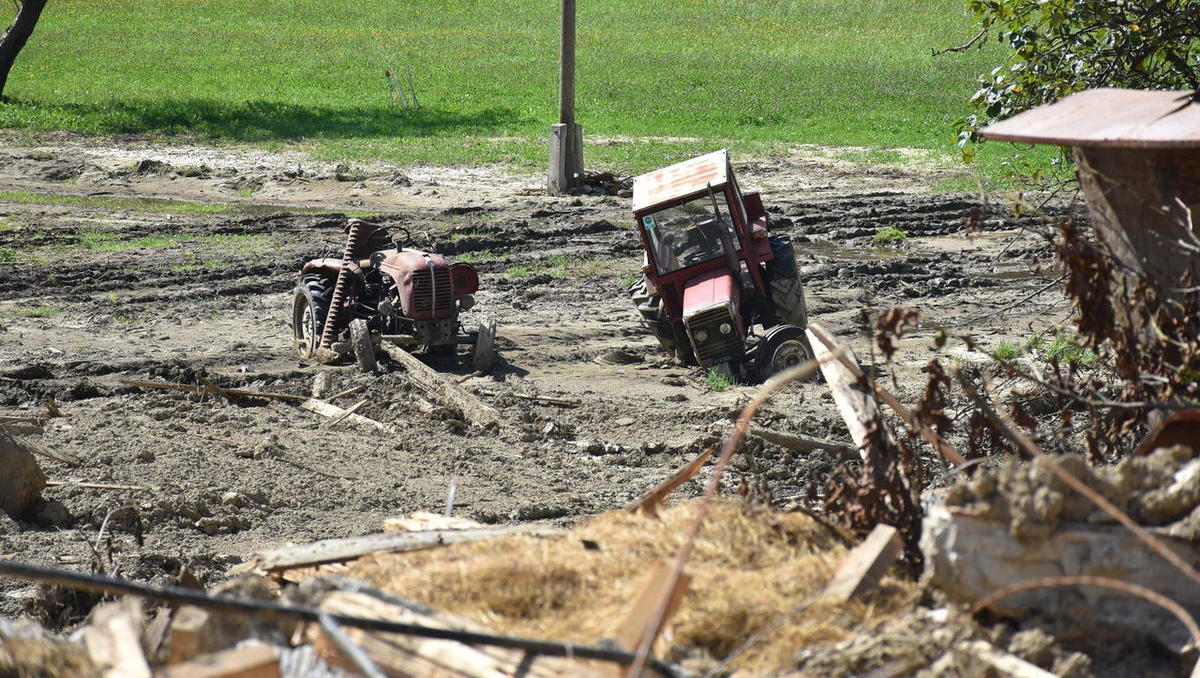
376,343,501,428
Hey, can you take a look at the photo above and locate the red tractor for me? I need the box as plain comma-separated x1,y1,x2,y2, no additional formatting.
627,150,812,380
292,218,495,372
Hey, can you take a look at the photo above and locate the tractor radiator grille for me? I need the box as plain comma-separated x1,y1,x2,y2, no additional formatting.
684,304,741,365
412,267,454,317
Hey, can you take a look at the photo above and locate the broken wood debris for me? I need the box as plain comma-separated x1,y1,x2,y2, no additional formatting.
119,379,308,403
159,643,281,678
241,524,568,573
807,324,967,467
819,523,902,602
376,343,502,427
46,480,152,492
320,399,367,430
328,383,369,401
300,398,393,434
627,447,713,517
748,426,857,460
0,559,680,677
478,389,583,407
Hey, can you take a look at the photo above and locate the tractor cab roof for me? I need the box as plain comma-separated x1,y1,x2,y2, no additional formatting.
632,149,730,213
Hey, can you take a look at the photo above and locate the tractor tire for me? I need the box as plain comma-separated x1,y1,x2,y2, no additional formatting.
628,278,695,364
349,318,377,372
757,324,817,381
765,234,809,328
292,274,334,359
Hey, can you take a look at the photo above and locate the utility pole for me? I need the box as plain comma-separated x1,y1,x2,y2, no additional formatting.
548,0,583,193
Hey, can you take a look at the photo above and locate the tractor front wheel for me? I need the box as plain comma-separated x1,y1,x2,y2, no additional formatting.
628,278,695,364
757,324,816,381
292,274,333,359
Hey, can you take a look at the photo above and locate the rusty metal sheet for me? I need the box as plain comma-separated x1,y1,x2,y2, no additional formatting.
980,88,1200,148
632,149,728,212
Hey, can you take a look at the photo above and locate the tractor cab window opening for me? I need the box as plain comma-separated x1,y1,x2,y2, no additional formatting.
643,193,740,275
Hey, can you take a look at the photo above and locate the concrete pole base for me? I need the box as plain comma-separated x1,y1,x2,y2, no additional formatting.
548,122,584,194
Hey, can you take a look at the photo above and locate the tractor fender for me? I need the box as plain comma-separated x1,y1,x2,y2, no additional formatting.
299,257,348,278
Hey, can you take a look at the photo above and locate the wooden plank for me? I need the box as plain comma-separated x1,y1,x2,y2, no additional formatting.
626,447,712,517
84,598,151,678
310,590,603,678
819,524,902,602
807,324,966,467
980,88,1200,149
160,644,280,678
956,640,1058,678
805,327,878,459
323,399,368,429
243,524,566,573
611,559,691,659
377,344,501,428
47,480,151,491
300,398,392,433
167,605,212,665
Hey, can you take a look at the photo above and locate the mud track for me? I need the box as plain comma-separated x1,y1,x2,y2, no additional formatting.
0,138,1076,623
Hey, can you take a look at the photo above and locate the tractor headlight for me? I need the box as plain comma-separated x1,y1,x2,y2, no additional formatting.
719,322,733,335
458,294,476,311
694,329,709,343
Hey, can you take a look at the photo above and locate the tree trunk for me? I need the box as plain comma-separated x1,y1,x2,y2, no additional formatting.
0,0,48,100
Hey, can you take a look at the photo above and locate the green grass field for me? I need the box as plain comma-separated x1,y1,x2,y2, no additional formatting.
0,0,1050,180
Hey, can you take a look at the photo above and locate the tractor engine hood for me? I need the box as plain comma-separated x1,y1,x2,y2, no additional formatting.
380,250,456,320
682,268,738,317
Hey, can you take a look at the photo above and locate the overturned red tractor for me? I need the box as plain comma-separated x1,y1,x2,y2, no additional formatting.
627,150,812,380
292,218,495,372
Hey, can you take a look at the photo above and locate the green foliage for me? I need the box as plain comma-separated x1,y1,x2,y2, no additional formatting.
619,272,641,290
990,340,1019,362
0,305,62,318
0,1,1011,176
958,0,1200,145
455,250,502,263
871,226,907,244
0,247,17,262
504,265,531,278
1045,331,1097,367
705,368,733,392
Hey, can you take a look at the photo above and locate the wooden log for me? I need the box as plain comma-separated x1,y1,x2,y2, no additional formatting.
819,524,902,602
17,436,82,467
242,524,566,573
748,426,857,460
627,447,712,517
160,644,280,678
377,344,501,428
84,598,151,678
300,398,393,433
310,590,603,677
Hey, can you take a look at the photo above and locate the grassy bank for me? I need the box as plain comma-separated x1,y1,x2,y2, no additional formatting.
0,0,1048,180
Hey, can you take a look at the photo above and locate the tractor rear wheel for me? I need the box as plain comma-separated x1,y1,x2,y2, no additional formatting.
627,278,694,364
765,234,809,328
293,274,333,359
349,318,377,372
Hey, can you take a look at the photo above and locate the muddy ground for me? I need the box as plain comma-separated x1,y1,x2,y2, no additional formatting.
0,134,1074,625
